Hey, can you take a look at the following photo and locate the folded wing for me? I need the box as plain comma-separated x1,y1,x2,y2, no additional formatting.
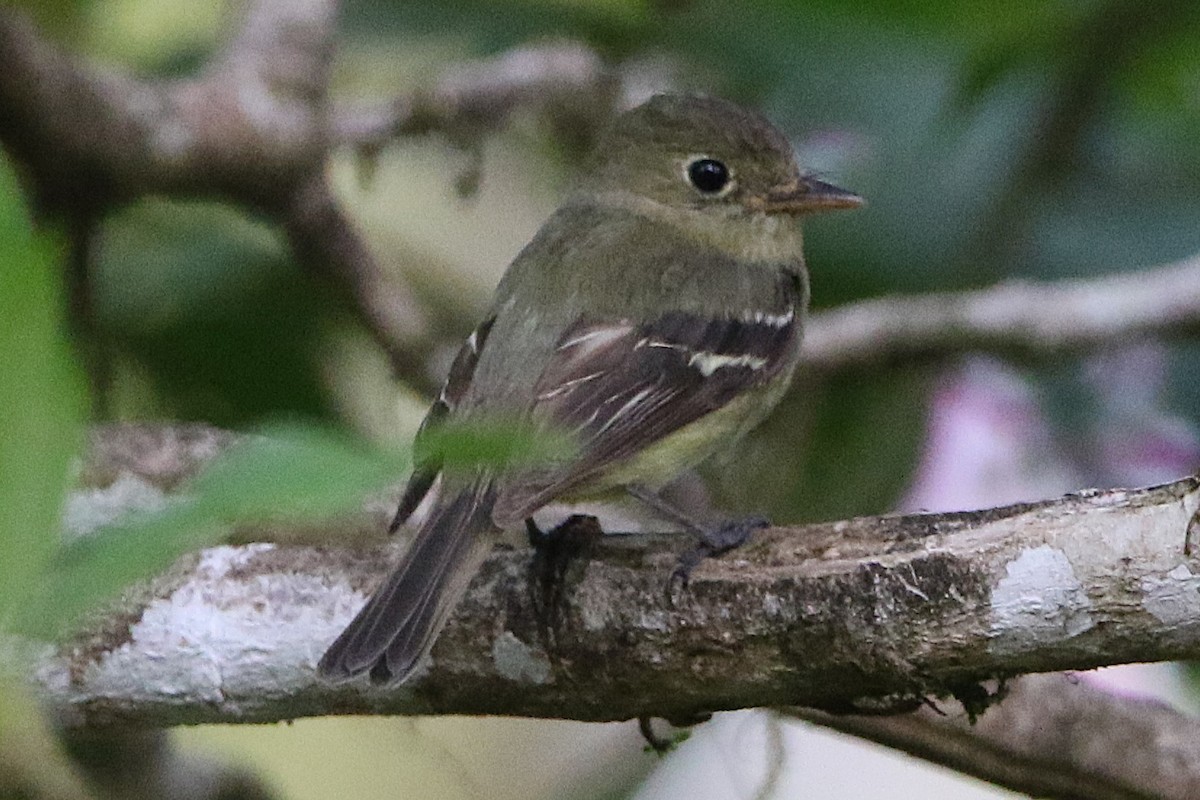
493,304,800,526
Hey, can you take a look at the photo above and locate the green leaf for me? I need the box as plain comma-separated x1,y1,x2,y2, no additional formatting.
16,423,405,635
418,418,575,475
17,417,566,635
0,152,86,629
188,423,408,521
16,505,222,635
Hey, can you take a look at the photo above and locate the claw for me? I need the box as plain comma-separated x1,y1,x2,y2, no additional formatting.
701,515,768,555
667,515,768,598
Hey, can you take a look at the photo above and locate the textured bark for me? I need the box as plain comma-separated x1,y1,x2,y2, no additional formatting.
791,671,1200,800
34,424,1200,732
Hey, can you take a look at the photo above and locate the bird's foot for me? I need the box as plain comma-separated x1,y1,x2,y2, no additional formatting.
668,515,768,594
527,514,602,648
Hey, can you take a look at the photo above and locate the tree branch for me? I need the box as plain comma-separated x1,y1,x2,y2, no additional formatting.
64,728,277,800
32,425,1200,736
788,671,1200,800
802,253,1200,370
332,40,612,150
0,1,332,207
0,7,629,381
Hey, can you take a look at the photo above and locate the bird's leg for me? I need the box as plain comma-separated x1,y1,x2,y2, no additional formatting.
526,514,602,652
626,483,769,591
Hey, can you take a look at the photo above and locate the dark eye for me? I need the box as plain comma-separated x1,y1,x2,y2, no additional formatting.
686,158,730,194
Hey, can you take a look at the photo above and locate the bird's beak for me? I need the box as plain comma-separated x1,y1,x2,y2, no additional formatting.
756,176,864,215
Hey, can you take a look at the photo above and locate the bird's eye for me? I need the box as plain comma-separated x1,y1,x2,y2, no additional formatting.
686,158,730,195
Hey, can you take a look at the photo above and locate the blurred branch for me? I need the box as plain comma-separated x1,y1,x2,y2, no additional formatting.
33,425,1200,738
803,253,1200,370
64,728,277,800
0,0,429,374
332,41,613,151
788,672,1200,800
10,3,1198,387
283,172,431,377
0,6,621,384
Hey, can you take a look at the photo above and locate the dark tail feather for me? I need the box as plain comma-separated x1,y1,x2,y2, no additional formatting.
319,483,496,684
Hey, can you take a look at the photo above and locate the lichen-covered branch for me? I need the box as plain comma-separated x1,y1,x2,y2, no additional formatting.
789,672,1200,800
30,424,1200,737
0,2,333,207
0,6,623,379
802,253,1200,370
0,0,431,373
331,40,613,151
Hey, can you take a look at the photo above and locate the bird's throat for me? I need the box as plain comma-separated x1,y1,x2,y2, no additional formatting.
587,189,805,264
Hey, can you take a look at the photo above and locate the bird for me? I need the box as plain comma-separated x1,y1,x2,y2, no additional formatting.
319,93,863,685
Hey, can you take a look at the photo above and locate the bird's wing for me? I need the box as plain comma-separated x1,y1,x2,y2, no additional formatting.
391,315,497,531
492,303,801,526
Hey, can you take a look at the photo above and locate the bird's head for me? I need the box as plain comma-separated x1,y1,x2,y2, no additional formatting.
581,94,863,220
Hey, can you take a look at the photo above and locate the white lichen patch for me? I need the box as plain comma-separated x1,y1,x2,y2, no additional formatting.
635,608,672,633
63,472,171,539
576,596,610,633
57,544,367,717
761,593,783,618
491,631,551,684
1141,564,1200,627
990,545,1094,655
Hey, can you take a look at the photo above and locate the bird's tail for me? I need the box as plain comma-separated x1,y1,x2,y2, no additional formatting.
318,482,497,684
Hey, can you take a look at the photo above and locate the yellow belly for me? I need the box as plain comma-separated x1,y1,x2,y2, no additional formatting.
566,371,795,498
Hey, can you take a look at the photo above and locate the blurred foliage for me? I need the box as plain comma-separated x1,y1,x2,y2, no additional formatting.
0,154,84,629
0,149,92,800
419,418,577,474
94,200,337,426
12,417,562,637
15,424,404,635
0,676,93,800
712,366,935,522
7,0,1200,522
